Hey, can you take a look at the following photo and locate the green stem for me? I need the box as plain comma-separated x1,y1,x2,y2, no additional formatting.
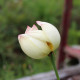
49,52,60,80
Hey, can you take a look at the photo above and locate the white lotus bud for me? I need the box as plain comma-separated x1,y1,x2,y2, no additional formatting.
18,21,60,59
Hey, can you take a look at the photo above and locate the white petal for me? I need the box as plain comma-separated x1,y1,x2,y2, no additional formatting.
28,30,50,42
25,26,31,34
25,25,38,34
31,24,38,30
36,21,61,50
18,34,51,59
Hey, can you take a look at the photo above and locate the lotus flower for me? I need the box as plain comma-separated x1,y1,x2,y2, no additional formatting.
18,21,60,59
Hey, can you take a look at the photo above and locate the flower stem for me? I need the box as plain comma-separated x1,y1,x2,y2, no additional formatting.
49,52,60,80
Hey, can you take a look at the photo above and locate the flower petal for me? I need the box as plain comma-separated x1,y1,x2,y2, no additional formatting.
28,30,49,42
25,26,31,34
25,25,38,34
32,24,38,30
36,21,60,50
18,34,51,59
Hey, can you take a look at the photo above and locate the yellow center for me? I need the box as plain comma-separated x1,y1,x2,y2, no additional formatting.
46,42,53,51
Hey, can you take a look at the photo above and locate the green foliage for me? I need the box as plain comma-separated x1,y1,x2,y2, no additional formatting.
0,0,80,79
68,22,80,45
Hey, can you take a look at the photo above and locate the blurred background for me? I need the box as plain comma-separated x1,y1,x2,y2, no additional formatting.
0,0,80,80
